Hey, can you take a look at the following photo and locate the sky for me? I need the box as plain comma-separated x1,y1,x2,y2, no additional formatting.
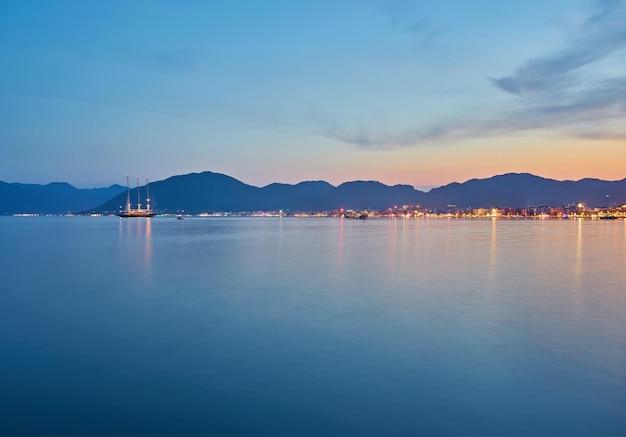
1,0,625,190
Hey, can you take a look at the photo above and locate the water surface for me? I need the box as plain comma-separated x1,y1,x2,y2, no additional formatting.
1,217,625,435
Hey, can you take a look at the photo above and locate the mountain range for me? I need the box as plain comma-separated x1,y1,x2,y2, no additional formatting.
0,181,126,215
1,172,625,215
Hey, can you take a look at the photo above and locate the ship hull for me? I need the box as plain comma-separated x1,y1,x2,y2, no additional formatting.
117,210,157,218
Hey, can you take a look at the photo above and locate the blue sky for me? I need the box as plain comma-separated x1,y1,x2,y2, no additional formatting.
1,0,625,189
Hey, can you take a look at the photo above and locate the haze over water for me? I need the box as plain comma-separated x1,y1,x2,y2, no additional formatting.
1,216,625,435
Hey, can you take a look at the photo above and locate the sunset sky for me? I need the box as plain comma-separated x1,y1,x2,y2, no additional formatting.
1,0,625,189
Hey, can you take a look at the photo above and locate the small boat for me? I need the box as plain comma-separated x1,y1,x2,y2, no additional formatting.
599,215,617,220
117,176,157,218
177,215,184,220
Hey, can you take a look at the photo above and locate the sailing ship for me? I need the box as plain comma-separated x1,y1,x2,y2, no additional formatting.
117,176,157,218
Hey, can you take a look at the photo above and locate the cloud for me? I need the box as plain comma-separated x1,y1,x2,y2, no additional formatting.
319,73,626,150
320,76,626,149
379,1,442,48
486,0,626,138
324,0,626,150
118,49,209,75
490,0,626,96
318,119,479,150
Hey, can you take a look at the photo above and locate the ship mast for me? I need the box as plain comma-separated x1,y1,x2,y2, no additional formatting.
136,176,141,210
125,175,131,213
146,178,151,213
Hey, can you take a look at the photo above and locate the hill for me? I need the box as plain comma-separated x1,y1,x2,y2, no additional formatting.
428,173,626,208
0,182,126,214
3,171,626,214
92,172,426,214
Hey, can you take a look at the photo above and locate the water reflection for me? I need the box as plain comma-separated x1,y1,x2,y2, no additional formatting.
144,218,152,270
488,217,497,289
117,217,153,273
389,217,399,267
337,215,344,270
575,218,583,280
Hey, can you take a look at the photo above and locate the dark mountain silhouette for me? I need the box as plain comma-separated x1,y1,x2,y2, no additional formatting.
258,181,335,211
0,181,125,214
92,172,424,214
428,173,626,208
127,172,261,213
92,171,625,214
3,171,626,214
322,181,426,211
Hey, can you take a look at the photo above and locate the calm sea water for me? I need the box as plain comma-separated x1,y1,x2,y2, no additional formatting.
1,216,625,436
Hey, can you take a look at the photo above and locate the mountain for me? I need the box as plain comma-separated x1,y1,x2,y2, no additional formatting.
427,173,626,208
93,171,624,213
320,181,426,211
3,171,626,214
259,181,335,210
0,182,126,214
91,172,425,214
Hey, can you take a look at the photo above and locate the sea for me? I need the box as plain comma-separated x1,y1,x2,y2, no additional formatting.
1,216,625,436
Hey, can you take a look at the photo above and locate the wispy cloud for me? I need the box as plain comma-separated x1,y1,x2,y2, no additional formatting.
379,1,442,48
116,49,212,75
326,0,626,149
490,0,626,96
487,0,626,138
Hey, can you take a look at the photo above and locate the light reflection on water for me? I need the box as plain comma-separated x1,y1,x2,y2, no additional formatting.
489,217,497,290
117,216,153,280
0,216,625,436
